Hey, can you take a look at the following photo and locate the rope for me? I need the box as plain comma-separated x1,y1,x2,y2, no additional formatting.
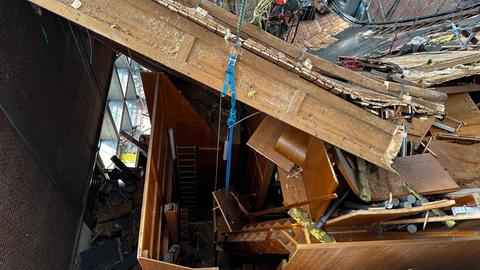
221,54,238,197
236,0,248,42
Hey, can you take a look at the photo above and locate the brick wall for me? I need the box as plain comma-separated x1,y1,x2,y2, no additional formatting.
0,2,114,269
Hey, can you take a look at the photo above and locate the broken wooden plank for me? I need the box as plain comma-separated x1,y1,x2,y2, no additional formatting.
428,140,480,185
367,154,459,201
433,84,480,94
212,189,245,232
247,116,295,172
326,200,455,227
440,93,480,137
277,168,310,214
332,148,362,199
120,130,148,156
30,0,405,170
302,138,339,220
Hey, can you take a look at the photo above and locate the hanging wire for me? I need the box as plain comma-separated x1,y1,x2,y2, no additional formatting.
213,93,223,190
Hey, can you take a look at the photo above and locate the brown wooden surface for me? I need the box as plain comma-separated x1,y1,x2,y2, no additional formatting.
138,257,218,270
212,189,245,231
333,148,361,198
164,203,179,243
433,84,480,94
302,138,339,220
326,200,455,227
138,73,168,260
274,126,309,167
277,169,310,214
441,93,480,137
284,239,480,270
30,0,405,171
368,154,460,201
245,113,275,211
428,140,480,185
247,116,295,172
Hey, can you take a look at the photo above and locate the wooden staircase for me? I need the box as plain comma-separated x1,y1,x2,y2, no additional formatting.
222,219,311,255
176,145,197,220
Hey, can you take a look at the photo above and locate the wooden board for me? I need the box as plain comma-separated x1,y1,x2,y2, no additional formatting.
302,138,339,220
441,93,480,137
384,51,480,72
245,113,275,211
402,116,435,146
30,0,405,171
138,257,218,270
278,169,310,214
326,200,455,227
274,126,309,167
332,148,361,198
212,189,245,232
428,140,480,185
368,153,460,201
247,116,295,172
283,238,480,270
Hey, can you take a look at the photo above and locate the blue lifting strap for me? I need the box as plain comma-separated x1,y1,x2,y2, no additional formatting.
222,54,238,197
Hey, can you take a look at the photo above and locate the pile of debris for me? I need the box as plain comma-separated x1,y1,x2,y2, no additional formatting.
212,15,480,270
76,156,145,270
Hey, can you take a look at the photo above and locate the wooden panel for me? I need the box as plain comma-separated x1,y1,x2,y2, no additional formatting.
442,93,480,137
302,138,339,220
138,257,218,270
278,169,309,214
245,113,275,211
274,127,309,167
332,148,361,198
428,140,480,185
212,189,245,231
247,116,295,172
368,154,460,201
326,200,455,227
284,238,480,270
30,0,404,170
164,203,179,244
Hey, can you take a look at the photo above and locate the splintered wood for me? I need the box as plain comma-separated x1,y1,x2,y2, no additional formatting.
31,0,406,170
367,154,459,201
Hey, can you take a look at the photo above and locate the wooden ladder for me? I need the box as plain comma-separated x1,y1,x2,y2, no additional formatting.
176,145,197,220
224,219,310,255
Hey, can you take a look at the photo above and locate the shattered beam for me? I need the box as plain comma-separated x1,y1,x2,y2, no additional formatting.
29,0,404,169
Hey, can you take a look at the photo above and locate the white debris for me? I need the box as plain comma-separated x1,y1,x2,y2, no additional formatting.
71,0,82,9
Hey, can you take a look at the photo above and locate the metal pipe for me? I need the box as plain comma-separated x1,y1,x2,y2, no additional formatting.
316,189,351,230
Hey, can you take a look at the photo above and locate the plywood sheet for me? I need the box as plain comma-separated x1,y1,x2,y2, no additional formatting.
444,93,480,137
326,200,455,227
428,140,480,185
139,257,218,270
247,116,295,172
368,153,460,201
278,168,310,214
283,238,480,270
212,189,244,232
302,138,339,220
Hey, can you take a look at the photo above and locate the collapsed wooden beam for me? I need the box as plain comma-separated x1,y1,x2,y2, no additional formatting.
29,0,404,169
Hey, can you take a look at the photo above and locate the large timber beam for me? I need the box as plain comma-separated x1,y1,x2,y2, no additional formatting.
29,0,403,169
